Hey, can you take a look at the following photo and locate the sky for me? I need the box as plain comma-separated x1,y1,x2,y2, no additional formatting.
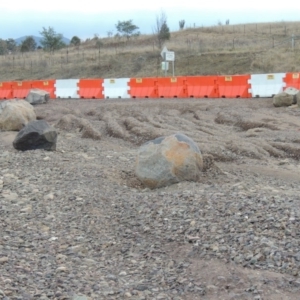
1,0,300,40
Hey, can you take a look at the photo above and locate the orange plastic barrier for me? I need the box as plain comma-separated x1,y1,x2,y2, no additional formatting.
12,81,33,98
129,78,158,98
0,82,13,99
31,80,56,99
218,75,251,98
78,79,104,99
284,73,300,89
156,77,187,98
186,76,218,98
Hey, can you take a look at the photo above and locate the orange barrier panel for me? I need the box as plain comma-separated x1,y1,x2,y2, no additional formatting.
156,77,187,98
186,76,218,98
0,82,13,99
78,79,104,99
31,80,56,99
12,81,33,99
284,72,300,89
129,78,158,98
218,75,251,98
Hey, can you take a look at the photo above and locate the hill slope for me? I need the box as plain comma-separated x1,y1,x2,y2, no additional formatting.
0,21,299,81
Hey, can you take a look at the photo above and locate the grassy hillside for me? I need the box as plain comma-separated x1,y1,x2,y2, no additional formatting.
1,21,300,81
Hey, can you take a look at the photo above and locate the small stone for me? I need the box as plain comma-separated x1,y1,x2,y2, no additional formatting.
119,271,127,276
0,257,9,264
56,266,68,272
124,292,132,298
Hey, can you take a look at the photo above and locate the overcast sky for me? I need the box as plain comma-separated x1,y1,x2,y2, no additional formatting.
1,0,300,40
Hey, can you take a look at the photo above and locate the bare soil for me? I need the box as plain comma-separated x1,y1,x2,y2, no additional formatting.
1,98,300,300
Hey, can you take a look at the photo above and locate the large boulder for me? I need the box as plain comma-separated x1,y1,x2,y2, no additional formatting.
135,133,203,189
284,87,299,104
13,120,57,151
273,92,294,107
26,88,50,105
297,91,300,108
0,100,36,131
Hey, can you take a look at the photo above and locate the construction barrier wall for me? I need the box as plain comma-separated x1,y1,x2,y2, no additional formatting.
0,82,13,100
31,80,56,99
156,77,187,98
2,72,300,100
12,81,33,99
129,78,158,98
248,73,286,98
218,75,251,98
55,79,80,99
103,78,130,99
185,76,218,98
78,79,104,99
284,73,300,90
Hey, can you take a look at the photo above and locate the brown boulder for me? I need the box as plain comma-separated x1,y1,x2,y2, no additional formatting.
135,133,203,189
0,100,36,131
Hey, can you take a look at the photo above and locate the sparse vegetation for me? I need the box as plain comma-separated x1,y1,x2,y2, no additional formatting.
0,21,300,81
179,20,185,30
70,36,81,47
153,10,171,49
115,20,140,41
40,27,65,52
20,36,37,53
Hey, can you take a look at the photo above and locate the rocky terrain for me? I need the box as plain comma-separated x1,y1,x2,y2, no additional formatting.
1,98,300,300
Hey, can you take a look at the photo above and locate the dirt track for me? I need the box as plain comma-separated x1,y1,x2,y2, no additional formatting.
1,98,300,299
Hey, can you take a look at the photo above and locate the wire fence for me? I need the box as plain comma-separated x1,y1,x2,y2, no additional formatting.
1,22,300,79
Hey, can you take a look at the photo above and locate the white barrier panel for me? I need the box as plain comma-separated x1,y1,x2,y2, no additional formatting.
248,73,286,97
103,78,130,99
55,79,80,98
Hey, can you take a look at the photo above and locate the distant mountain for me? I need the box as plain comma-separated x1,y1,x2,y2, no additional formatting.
15,35,70,47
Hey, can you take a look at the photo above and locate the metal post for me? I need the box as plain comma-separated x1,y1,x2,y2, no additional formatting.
164,53,167,77
292,34,295,51
172,61,175,77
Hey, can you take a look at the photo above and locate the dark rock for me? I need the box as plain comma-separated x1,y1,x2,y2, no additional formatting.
13,120,57,151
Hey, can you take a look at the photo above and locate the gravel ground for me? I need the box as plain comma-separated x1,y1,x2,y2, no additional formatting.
1,98,300,300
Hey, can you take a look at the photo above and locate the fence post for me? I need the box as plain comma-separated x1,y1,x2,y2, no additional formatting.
292,34,295,51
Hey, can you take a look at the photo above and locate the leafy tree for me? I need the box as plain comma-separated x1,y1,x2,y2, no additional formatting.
179,20,185,30
6,38,17,52
115,20,139,40
20,36,37,52
153,10,171,49
70,36,81,47
0,39,7,55
40,27,65,52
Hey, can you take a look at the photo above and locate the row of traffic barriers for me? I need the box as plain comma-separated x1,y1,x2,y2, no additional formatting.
0,73,300,100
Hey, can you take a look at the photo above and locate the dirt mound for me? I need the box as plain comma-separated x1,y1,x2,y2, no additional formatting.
55,114,101,140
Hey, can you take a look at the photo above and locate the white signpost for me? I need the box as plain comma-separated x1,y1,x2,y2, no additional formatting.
161,46,175,76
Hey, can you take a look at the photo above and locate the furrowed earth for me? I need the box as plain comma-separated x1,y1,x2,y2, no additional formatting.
0,98,300,300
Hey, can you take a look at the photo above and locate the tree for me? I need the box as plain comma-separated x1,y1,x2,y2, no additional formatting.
40,27,65,52
153,10,171,49
115,20,139,40
20,36,37,53
70,36,81,47
6,38,17,52
0,39,7,55
179,20,185,30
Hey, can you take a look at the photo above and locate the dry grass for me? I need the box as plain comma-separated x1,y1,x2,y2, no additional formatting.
1,21,300,81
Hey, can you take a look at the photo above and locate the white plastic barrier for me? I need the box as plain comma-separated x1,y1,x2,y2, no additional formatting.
103,78,130,99
55,79,80,98
248,73,286,97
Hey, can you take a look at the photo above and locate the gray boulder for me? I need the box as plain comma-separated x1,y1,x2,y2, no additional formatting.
284,87,299,104
0,100,36,131
135,133,203,189
26,89,50,105
13,120,57,151
273,92,294,107
296,91,300,108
